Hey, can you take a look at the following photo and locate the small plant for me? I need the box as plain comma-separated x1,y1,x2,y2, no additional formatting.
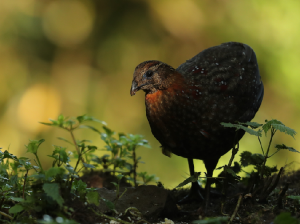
221,119,297,175
220,120,296,181
0,114,156,223
91,127,153,187
217,119,298,220
173,119,298,222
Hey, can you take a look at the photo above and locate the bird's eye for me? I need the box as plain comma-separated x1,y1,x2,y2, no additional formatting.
143,70,153,79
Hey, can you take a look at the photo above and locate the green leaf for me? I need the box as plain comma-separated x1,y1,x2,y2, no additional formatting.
175,173,200,188
87,145,97,150
103,126,115,137
220,122,262,137
111,182,118,187
251,153,265,164
77,115,106,124
192,216,229,223
275,144,299,153
65,119,76,127
262,165,278,176
78,125,101,134
231,161,242,174
19,158,33,170
262,119,296,138
240,151,252,167
50,145,70,163
72,179,87,192
117,174,124,180
287,195,300,204
240,151,264,167
241,121,263,129
274,212,299,224
57,114,65,124
102,198,115,210
43,183,64,207
65,164,76,174
9,204,24,214
57,137,73,145
215,166,225,170
10,197,24,202
262,119,279,135
3,150,18,160
45,167,65,178
86,191,100,206
226,168,237,177
25,139,45,154
39,122,57,126
82,163,96,169
272,124,296,139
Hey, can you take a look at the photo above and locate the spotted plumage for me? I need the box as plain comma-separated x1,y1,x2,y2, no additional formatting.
130,42,264,205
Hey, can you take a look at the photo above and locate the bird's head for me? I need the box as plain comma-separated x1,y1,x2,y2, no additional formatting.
130,60,176,96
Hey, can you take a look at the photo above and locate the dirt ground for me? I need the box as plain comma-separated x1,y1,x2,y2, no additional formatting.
73,170,300,224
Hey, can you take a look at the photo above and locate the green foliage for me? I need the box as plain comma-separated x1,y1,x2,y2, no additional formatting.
175,172,201,188
0,114,156,223
138,172,159,184
86,191,100,206
287,195,300,204
274,212,299,224
222,119,297,179
192,216,229,223
220,122,262,137
262,119,296,138
43,183,64,207
275,144,300,153
219,119,298,205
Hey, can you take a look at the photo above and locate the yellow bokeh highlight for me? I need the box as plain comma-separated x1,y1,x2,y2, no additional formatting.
42,0,94,47
149,0,203,39
17,84,61,133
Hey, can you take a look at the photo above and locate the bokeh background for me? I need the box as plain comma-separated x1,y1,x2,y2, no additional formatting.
1,0,300,188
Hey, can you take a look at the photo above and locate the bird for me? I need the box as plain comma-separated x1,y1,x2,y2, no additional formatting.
130,42,264,208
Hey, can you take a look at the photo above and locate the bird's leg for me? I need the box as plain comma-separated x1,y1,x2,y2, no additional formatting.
177,158,204,204
204,169,213,211
203,158,219,211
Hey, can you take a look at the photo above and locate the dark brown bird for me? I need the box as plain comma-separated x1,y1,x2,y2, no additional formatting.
130,42,264,207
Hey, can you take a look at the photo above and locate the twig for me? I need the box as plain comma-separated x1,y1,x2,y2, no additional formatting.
0,211,13,220
260,129,275,180
258,136,264,155
70,130,85,164
265,168,284,197
259,167,284,202
23,170,28,199
228,194,243,224
221,141,239,214
90,208,132,224
259,176,273,199
221,202,229,216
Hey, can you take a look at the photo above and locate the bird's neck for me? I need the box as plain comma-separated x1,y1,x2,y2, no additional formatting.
145,72,186,105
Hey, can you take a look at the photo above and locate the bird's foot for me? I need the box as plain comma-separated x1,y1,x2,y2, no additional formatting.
177,182,221,205
177,182,204,204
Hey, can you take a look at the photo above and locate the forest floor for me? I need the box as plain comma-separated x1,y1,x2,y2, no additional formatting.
71,170,300,224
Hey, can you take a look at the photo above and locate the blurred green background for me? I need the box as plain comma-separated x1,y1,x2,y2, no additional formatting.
1,0,299,188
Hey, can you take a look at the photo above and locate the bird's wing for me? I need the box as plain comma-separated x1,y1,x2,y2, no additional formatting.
176,42,264,122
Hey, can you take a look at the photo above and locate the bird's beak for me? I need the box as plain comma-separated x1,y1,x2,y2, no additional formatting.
130,80,138,96
130,81,147,96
